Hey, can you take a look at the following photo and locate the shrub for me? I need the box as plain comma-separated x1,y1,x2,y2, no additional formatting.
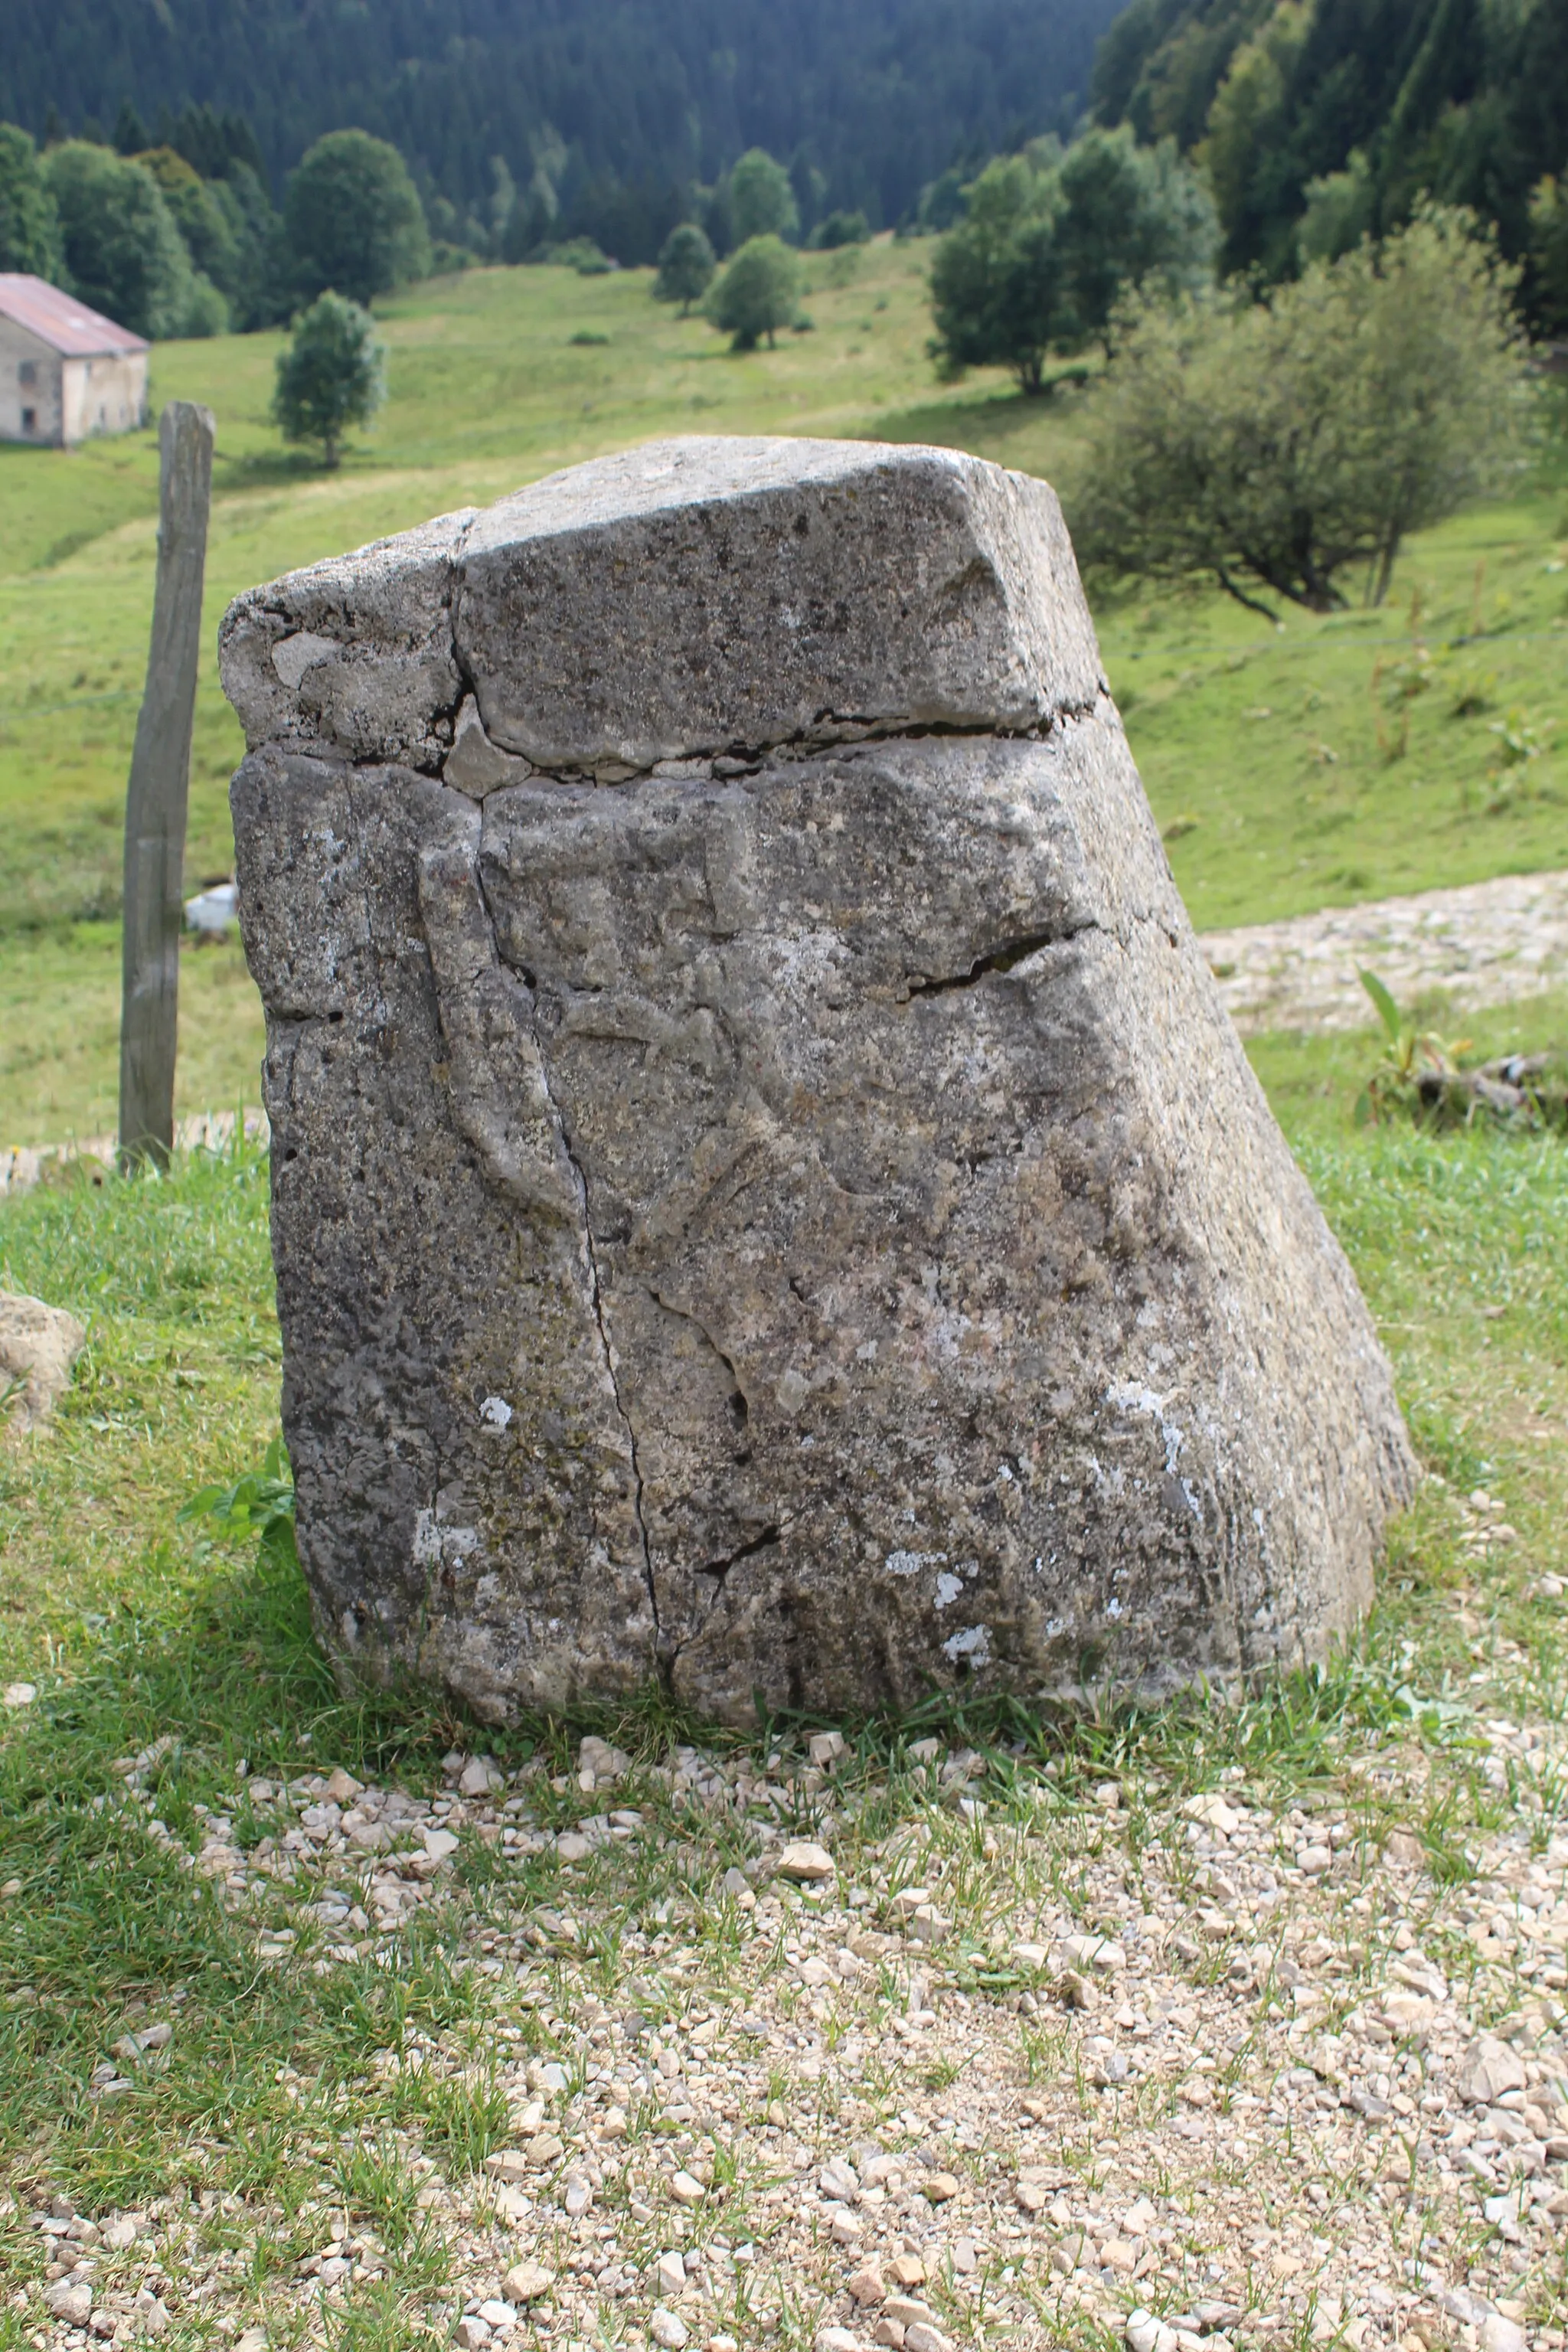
811,208,871,250
1073,208,1527,615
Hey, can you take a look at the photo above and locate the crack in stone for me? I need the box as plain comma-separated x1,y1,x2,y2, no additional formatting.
701,1524,782,1580
507,701,1106,787
665,1522,786,1677
646,1285,751,1427
430,565,1109,789
902,919,1098,998
468,852,662,1660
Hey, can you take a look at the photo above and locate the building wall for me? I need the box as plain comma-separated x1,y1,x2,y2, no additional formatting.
0,320,148,447
0,317,64,446
60,351,148,446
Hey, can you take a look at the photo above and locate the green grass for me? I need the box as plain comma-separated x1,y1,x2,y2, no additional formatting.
4,243,1566,2352
1,240,1564,1140
0,1027,1563,2337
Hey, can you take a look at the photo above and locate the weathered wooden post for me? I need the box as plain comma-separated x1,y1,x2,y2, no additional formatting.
119,400,216,1171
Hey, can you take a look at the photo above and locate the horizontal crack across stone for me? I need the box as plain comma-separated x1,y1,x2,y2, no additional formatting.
902,922,1096,998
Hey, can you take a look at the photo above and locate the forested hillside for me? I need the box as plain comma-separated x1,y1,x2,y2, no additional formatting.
1091,0,1568,276
0,0,1122,230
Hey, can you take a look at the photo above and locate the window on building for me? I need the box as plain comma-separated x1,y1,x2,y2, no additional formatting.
18,361,36,387
21,407,36,432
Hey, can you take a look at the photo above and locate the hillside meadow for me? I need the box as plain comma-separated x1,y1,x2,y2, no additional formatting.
1,234,1566,1143
4,235,1568,2352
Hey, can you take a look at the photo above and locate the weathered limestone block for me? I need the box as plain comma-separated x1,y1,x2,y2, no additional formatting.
222,436,1416,1723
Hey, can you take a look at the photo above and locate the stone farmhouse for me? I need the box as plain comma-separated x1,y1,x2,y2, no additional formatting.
0,274,149,448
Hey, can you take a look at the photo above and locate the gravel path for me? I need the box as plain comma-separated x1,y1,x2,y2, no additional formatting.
0,1109,266,1195
1200,871,1568,1036
15,1522,1568,2352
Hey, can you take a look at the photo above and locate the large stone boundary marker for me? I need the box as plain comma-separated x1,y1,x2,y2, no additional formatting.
221,437,1415,1724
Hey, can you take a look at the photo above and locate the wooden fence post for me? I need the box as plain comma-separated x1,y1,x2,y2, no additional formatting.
119,400,216,1171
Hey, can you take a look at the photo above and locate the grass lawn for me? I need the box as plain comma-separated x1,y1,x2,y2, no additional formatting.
1,1016,1564,2344
1,238,1565,1140
3,241,1568,2352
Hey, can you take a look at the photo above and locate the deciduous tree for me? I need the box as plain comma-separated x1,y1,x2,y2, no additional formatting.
653,220,717,312
1528,174,1568,335
929,154,1067,392
1056,126,1217,350
42,142,197,338
0,123,61,279
272,289,385,467
929,132,1215,390
702,233,802,348
1072,209,1527,616
728,149,799,246
283,129,430,308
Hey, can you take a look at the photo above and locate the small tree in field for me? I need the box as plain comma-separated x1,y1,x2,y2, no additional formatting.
654,221,717,313
273,291,385,468
1072,209,1526,616
703,234,802,349
928,155,1067,393
728,149,799,246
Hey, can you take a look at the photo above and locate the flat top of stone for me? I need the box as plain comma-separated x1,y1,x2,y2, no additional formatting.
220,432,1107,774
462,436,1001,554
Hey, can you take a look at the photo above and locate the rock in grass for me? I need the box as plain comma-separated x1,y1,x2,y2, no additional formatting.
501,2259,554,2301
1457,2035,1528,2105
777,1841,836,1883
223,436,1415,1726
0,1292,86,1434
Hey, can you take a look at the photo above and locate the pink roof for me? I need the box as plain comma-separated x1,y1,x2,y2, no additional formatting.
0,274,149,358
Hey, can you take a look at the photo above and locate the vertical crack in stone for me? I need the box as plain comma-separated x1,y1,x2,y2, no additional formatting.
469,853,661,1658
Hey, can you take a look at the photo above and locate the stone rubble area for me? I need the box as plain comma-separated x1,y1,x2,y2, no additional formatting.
9,1647,1568,2352
0,1112,270,1199
1200,870,1568,1036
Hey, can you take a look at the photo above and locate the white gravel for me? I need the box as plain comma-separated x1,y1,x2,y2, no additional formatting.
15,1684,1568,2352
1200,869,1568,1034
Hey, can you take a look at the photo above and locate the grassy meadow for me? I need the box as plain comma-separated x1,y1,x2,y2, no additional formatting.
1,235,1566,1141
3,238,1568,2350
2,1019,1566,2342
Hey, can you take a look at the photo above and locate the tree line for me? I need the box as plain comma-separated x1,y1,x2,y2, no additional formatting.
0,0,1118,252
1090,0,1568,325
0,105,888,345
0,113,436,338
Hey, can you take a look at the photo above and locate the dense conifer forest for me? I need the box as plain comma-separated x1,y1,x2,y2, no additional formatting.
0,0,1122,230
1091,0,1568,274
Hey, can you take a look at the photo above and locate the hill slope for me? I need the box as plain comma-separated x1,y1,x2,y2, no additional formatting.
0,0,1122,226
